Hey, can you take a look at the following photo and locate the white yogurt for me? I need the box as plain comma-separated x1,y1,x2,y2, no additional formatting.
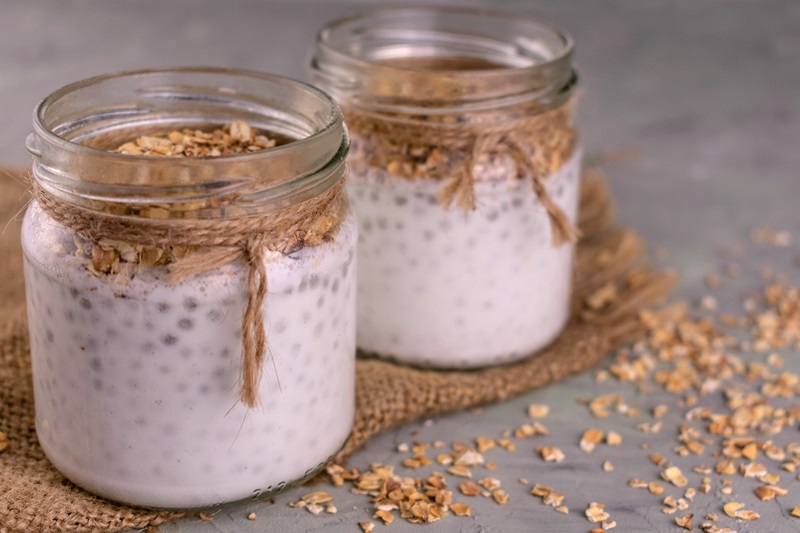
22,203,357,509
349,151,581,368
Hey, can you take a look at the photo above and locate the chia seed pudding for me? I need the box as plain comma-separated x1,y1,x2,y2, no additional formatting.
23,206,356,508
348,152,580,367
22,69,356,508
310,8,582,368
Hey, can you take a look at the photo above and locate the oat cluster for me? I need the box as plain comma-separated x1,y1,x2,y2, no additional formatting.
321,443,502,528
56,121,337,277
115,120,276,157
345,103,576,184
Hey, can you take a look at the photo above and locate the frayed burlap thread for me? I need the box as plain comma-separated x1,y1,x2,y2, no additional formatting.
31,179,346,408
0,167,673,533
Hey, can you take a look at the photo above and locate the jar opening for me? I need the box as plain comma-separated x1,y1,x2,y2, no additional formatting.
28,68,348,219
378,57,510,71
309,7,575,114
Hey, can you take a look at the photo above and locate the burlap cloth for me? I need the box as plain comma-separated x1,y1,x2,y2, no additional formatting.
0,166,674,533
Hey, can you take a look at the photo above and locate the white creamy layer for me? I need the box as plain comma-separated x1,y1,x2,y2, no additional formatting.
349,151,581,368
22,203,357,509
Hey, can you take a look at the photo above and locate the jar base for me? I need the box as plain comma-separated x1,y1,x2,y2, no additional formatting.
356,310,569,371
37,428,350,511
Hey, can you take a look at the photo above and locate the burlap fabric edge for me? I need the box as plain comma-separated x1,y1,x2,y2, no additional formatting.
0,167,674,533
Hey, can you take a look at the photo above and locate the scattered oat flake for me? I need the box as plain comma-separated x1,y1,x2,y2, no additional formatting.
476,437,495,453
402,458,421,468
637,420,663,434
451,503,471,517
447,465,472,477
792,506,800,518
740,462,767,479
373,509,394,525
754,485,786,500
306,503,324,515
555,505,569,514
492,489,510,505
648,482,665,495
537,446,565,462
676,514,693,530
580,428,605,452
460,481,481,496
603,460,614,472
198,513,214,521
662,466,688,488
454,449,484,467
606,431,622,446
359,522,374,533
700,296,718,311
436,453,453,465
602,519,617,530
543,491,565,507
736,510,760,521
301,491,333,504
723,501,759,520
397,443,409,453
478,477,501,491
585,502,610,523
497,439,517,451
528,404,550,418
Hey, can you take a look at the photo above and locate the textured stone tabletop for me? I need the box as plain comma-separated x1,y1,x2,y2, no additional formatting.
1,1,799,532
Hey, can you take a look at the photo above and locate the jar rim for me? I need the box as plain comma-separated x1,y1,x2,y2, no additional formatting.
31,67,343,163
309,6,575,113
28,67,349,219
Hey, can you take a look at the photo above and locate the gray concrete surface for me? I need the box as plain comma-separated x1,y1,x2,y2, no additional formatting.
1,1,799,532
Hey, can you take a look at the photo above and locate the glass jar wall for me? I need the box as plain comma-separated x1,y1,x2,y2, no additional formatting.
22,68,356,509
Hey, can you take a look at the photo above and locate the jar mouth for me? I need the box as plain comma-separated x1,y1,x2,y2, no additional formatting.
309,7,575,114
28,67,348,219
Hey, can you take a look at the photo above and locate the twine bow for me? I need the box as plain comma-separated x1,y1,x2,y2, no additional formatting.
346,102,581,246
33,180,345,408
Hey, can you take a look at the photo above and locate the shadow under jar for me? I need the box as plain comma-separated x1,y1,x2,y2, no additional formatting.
309,8,581,368
22,68,356,509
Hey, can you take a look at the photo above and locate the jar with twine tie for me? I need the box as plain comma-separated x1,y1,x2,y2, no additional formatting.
22,68,356,509
309,7,582,368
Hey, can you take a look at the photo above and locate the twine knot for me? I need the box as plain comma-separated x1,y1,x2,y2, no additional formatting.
346,102,581,246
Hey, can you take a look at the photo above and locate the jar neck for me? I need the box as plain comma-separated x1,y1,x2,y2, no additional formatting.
27,68,348,220
309,7,576,116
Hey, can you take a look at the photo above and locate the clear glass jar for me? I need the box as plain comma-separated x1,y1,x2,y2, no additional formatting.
310,8,581,368
22,68,356,509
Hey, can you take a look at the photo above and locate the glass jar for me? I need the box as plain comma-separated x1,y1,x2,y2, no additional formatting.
22,68,356,509
309,8,581,368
